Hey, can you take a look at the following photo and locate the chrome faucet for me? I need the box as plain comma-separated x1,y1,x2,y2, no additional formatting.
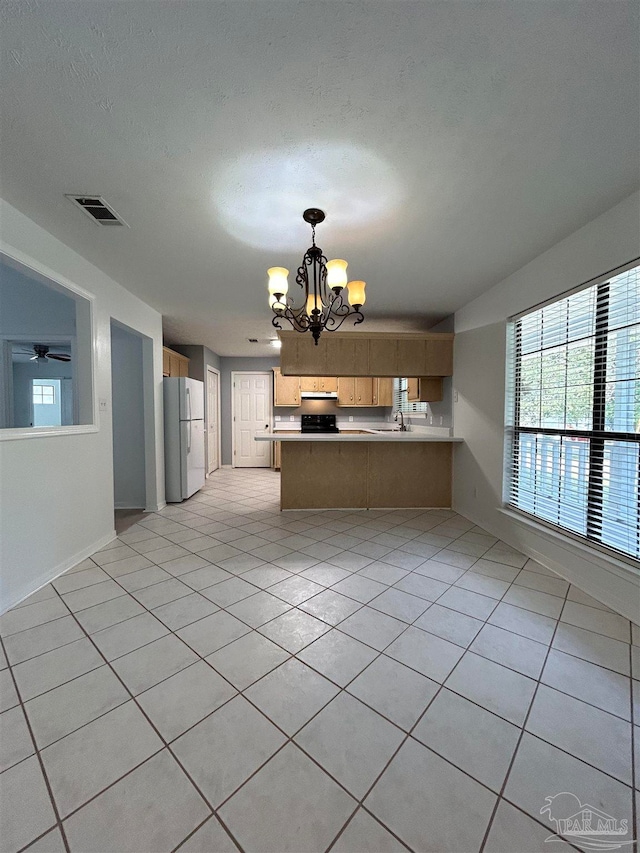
394,411,407,431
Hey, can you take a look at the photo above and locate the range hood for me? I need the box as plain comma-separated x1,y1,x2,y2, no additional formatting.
300,390,338,400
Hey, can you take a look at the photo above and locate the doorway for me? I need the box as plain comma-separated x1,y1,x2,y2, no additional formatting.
110,320,154,514
232,372,272,468
206,366,221,475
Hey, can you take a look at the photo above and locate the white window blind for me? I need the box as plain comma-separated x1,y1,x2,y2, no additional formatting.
392,378,429,414
506,263,640,562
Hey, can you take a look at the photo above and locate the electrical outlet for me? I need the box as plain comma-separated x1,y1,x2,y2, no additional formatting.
439,416,443,425
99,398,108,412
429,415,433,425
289,415,295,421
274,415,281,421
454,389,458,403
349,416,354,422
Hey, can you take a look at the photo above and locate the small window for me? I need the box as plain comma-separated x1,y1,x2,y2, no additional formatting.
393,378,429,413
33,384,56,405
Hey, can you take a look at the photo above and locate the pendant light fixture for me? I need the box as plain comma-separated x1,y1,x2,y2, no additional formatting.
267,208,366,345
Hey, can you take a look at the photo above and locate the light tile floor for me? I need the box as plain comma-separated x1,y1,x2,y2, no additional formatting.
1,467,638,853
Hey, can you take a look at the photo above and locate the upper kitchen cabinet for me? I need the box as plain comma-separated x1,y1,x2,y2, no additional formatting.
372,378,393,406
299,376,339,392
279,331,453,377
325,336,369,376
273,367,301,406
280,334,329,376
273,368,301,406
407,377,443,402
162,346,190,378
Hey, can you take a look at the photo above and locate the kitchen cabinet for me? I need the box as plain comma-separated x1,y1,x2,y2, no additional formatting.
325,336,369,376
318,376,338,392
337,377,355,405
407,377,443,402
337,377,389,406
279,331,453,377
277,368,392,408
162,346,190,378
273,368,301,406
299,376,338,392
355,377,373,405
372,378,393,406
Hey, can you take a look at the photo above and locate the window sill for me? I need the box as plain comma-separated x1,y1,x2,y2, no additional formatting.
0,424,99,441
499,506,640,580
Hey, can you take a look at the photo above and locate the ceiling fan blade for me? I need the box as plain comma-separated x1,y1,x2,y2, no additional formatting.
47,353,71,361
29,355,38,361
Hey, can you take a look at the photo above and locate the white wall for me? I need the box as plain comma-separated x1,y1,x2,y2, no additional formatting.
453,191,640,620
0,199,165,612
111,323,146,509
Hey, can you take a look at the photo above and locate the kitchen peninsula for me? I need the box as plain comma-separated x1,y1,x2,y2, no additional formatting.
256,432,463,510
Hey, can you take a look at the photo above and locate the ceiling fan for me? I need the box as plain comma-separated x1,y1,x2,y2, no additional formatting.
17,344,72,363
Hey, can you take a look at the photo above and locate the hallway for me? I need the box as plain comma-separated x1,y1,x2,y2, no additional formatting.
1,468,637,852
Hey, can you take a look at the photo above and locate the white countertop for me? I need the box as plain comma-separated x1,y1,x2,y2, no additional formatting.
257,432,463,443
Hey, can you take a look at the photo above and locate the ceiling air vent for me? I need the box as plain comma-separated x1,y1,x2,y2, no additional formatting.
65,195,128,226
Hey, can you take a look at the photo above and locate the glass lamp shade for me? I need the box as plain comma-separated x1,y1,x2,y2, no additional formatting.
306,292,323,317
267,267,289,296
347,280,366,307
326,259,348,289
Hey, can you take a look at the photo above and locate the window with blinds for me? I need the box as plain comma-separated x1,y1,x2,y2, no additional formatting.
506,262,640,562
392,378,429,414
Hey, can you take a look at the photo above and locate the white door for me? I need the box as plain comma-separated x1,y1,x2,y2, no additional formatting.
233,373,271,467
206,367,219,475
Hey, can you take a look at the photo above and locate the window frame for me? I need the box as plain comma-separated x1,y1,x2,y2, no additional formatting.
32,383,57,405
505,259,640,564
0,247,98,441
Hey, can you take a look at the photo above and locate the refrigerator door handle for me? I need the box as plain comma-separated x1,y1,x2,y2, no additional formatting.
186,386,192,423
187,419,192,453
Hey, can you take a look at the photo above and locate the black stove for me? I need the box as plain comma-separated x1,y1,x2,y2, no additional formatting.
301,414,339,434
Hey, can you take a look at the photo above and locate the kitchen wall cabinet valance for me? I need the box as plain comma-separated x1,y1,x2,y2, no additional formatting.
279,331,453,378
162,347,190,378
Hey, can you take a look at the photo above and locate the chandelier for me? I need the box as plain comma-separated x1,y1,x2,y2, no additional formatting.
267,208,366,345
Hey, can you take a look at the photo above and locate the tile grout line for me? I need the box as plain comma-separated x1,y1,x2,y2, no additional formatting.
477,583,582,853
0,633,72,853
4,477,634,853
44,585,247,853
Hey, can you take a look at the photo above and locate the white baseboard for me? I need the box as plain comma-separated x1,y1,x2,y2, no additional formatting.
1,530,117,614
455,502,639,624
146,501,166,512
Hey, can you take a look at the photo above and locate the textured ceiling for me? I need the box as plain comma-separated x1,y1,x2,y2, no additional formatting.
1,1,638,356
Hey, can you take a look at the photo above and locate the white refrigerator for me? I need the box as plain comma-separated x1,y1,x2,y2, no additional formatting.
164,377,205,502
